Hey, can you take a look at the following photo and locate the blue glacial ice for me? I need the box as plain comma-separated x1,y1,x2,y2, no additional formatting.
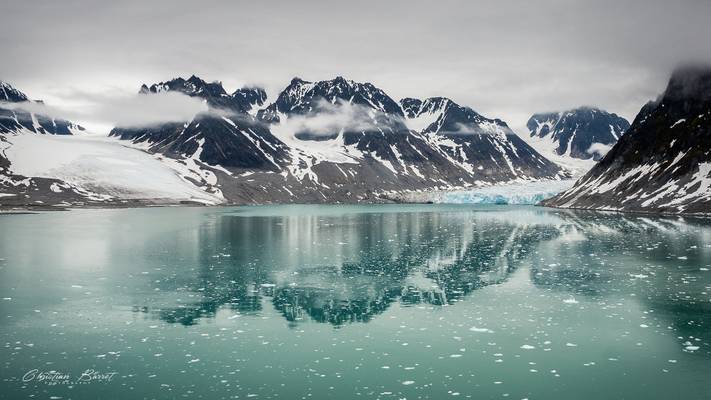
437,179,576,205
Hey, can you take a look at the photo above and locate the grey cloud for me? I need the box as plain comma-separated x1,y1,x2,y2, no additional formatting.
587,142,613,157
1,91,208,128
1,0,710,134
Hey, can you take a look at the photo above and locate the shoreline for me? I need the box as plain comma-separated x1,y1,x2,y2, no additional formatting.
2,196,710,219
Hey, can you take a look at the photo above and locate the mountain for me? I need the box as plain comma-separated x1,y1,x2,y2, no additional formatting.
138,75,267,113
400,97,562,180
526,107,629,162
258,76,404,124
0,81,85,135
111,75,289,173
256,76,516,193
4,75,567,209
542,65,711,215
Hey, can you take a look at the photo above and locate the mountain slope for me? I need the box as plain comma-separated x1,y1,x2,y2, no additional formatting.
401,97,563,181
542,65,711,215
257,77,489,191
111,75,289,173
526,107,629,163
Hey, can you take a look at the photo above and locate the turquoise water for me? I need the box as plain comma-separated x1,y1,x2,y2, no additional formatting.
0,205,709,399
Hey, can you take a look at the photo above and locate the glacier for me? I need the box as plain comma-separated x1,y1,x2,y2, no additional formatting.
435,179,577,205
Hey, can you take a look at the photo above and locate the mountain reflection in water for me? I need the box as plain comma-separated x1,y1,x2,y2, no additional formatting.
127,207,710,338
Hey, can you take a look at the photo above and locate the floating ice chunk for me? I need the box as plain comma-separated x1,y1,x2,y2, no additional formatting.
520,345,535,350
469,326,494,333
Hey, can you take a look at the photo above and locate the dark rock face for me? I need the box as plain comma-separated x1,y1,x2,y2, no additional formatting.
139,75,267,114
543,65,711,215
401,97,562,180
0,81,84,135
111,76,288,171
232,87,267,113
527,107,629,161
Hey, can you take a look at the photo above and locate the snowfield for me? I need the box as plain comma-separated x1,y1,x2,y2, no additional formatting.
4,134,224,204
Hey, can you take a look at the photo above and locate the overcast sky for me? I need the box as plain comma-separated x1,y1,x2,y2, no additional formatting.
2,0,710,133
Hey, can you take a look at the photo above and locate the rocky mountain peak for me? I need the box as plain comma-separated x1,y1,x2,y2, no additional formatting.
0,81,29,103
258,76,404,123
231,86,268,113
526,106,630,161
663,64,711,106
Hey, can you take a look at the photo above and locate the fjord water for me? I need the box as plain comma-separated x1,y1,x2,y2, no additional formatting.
0,205,709,400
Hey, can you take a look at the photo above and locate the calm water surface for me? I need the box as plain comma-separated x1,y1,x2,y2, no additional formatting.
0,205,710,399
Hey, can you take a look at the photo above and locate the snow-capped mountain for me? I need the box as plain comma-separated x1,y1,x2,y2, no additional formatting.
138,75,267,113
3,75,567,208
0,81,85,135
401,97,562,180
112,76,289,169
257,76,404,124
526,107,629,162
257,76,506,192
232,86,268,114
543,65,711,215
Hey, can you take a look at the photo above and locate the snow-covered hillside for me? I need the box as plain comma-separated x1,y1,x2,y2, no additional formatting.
518,129,597,175
522,107,629,175
543,65,711,215
399,96,564,181
3,134,224,204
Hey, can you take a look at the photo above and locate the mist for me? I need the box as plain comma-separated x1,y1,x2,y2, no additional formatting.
270,99,397,138
1,91,208,133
